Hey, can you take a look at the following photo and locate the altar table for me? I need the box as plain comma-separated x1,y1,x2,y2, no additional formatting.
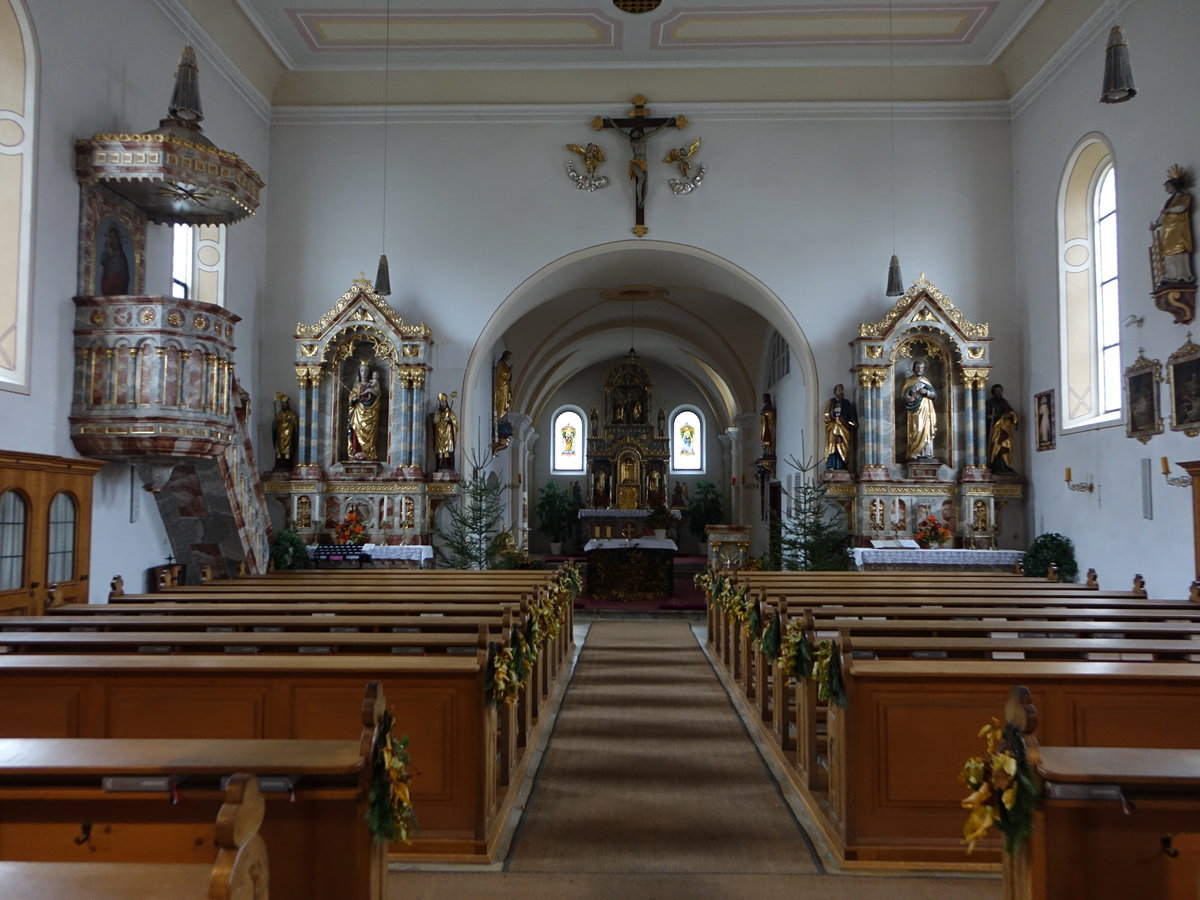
584,538,677,601
306,544,433,568
849,548,1024,572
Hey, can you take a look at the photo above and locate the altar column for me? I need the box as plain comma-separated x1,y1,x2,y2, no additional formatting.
856,367,888,475
962,376,977,467
294,368,312,465
410,369,426,471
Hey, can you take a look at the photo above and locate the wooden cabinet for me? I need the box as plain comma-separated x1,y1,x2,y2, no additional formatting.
0,451,104,614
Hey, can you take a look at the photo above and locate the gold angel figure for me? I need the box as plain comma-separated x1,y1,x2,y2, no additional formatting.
663,138,702,179
566,142,606,176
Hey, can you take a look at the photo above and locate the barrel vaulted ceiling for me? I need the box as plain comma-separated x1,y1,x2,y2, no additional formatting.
207,0,1111,104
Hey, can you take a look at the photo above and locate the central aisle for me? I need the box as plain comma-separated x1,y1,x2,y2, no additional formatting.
507,620,819,875
390,620,1000,898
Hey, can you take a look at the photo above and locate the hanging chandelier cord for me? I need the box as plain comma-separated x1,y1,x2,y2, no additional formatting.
381,0,392,256
889,0,896,255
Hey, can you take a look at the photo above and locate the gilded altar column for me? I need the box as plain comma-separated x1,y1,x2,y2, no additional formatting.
962,374,977,467
410,368,426,471
395,368,412,467
294,366,312,465
309,367,326,466
856,367,889,477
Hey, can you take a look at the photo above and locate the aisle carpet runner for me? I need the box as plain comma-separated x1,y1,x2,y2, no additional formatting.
507,621,819,875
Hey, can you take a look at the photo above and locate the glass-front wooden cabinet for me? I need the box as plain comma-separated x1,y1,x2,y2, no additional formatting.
0,452,103,614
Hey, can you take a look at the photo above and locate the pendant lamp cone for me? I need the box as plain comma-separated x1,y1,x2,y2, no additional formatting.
886,254,904,297
1100,26,1136,103
375,254,392,296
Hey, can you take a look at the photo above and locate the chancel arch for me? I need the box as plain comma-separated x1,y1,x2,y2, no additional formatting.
460,241,817,553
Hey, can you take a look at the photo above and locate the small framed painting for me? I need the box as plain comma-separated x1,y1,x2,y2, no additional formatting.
1034,389,1055,451
1124,351,1164,444
1167,334,1200,437
78,185,146,297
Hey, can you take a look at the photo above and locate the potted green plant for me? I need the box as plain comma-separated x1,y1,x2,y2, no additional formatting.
535,480,573,554
1023,532,1079,582
646,503,673,539
685,480,724,542
268,529,312,570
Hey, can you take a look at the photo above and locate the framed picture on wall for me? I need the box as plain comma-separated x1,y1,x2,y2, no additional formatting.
1167,335,1200,437
1034,389,1055,451
77,184,146,298
1123,351,1164,444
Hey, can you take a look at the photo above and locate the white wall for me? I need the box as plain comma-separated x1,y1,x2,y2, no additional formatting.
1013,0,1200,596
0,0,270,598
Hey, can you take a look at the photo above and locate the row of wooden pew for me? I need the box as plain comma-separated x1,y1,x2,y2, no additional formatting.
0,566,579,897
699,567,1200,872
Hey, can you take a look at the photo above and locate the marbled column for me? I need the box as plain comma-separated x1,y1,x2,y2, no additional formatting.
295,375,311,465
396,373,412,466
962,381,976,467
410,373,426,470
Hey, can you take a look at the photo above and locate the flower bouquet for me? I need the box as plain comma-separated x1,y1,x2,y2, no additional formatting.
914,515,952,548
959,719,1039,853
335,509,368,545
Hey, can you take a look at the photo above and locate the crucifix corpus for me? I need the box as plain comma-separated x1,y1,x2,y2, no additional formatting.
593,94,688,237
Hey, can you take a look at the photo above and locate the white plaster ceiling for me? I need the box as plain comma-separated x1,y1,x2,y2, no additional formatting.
234,0,1046,72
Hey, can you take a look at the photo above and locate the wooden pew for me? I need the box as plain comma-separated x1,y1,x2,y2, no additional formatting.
0,650,532,865
0,772,269,900
0,682,391,898
1001,686,1200,899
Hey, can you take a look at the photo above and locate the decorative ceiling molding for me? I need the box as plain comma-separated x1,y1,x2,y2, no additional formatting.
652,3,998,50
270,98,1013,128
287,9,621,52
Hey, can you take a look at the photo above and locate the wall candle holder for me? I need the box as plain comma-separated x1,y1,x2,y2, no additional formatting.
1162,457,1193,487
1064,467,1095,492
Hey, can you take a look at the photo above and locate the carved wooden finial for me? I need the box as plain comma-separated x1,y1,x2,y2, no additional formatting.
200,565,213,584
237,561,248,578
210,773,269,900
1013,560,1024,576
1046,563,1060,583
109,575,125,598
1086,567,1098,588
1190,581,1200,604
1133,573,1147,595
158,569,170,591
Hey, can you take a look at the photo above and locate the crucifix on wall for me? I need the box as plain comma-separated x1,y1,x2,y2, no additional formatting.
592,95,689,237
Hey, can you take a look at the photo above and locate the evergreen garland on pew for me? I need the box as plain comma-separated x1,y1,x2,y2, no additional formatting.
759,610,781,660
486,641,521,708
746,597,761,639
510,624,528,684
959,720,1041,854
522,614,540,667
811,639,848,709
367,710,418,843
777,620,813,681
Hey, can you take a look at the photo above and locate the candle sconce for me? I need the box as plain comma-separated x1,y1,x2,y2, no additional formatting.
1064,467,1095,493
1162,457,1193,488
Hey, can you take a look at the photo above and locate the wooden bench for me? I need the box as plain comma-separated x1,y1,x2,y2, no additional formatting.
1001,686,1200,899
0,649,549,865
0,681,389,898
0,772,268,900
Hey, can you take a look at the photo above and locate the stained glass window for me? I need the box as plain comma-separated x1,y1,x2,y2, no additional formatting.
552,408,586,473
671,409,703,472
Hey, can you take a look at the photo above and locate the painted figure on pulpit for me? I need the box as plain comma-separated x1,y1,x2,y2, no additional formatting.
902,359,938,460
347,361,381,461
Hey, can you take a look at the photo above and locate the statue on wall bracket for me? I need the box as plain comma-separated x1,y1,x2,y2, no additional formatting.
1150,164,1197,325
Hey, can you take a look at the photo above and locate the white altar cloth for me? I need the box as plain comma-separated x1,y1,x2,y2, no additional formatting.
584,538,678,552
362,544,434,563
850,548,1024,570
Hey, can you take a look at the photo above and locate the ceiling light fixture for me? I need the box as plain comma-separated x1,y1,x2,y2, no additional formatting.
1100,26,1136,104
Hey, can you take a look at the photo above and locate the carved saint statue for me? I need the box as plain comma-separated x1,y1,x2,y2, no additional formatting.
271,393,299,469
902,359,937,461
493,350,513,421
760,392,777,457
1151,165,1195,289
433,392,458,471
347,361,381,461
823,383,858,471
986,384,1019,474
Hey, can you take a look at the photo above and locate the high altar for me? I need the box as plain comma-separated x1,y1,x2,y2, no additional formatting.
826,276,1025,548
263,278,457,544
580,351,672,539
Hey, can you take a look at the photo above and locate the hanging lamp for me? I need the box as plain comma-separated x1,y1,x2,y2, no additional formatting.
1100,26,1136,104
884,0,903,296
374,0,394,295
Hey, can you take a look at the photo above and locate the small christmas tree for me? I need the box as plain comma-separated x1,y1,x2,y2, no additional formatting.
436,451,507,569
775,456,851,571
